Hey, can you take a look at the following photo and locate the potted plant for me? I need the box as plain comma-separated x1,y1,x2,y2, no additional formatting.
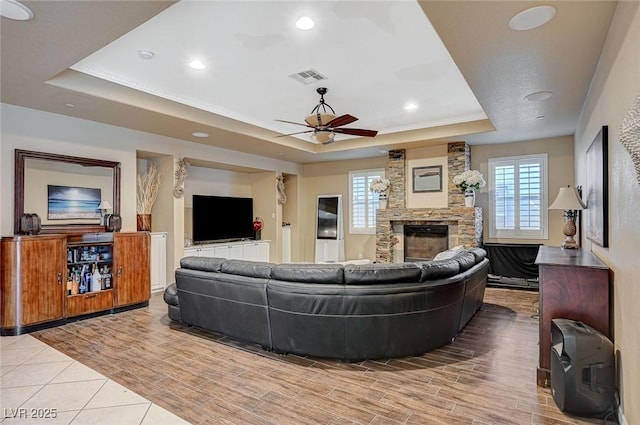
453,170,485,207
369,177,391,208
136,162,162,231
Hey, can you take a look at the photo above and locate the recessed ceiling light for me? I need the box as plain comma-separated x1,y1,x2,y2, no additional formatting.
296,16,315,30
189,59,206,70
0,0,34,21
192,132,209,138
536,115,545,120
138,50,155,60
509,5,556,31
65,103,75,108
404,103,418,111
524,91,553,101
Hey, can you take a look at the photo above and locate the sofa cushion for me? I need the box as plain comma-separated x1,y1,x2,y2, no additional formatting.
469,247,487,263
433,245,464,261
271,263,344,284
180,256,225,273
221,259,274,279
453,251,477,272
343,262,422,285
419,258,461,281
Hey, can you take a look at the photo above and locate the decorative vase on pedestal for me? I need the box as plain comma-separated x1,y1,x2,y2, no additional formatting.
137,214,151,231
379,194,388,209
464,189,475,207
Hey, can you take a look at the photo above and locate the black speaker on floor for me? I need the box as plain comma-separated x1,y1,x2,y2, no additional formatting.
550,318,615,417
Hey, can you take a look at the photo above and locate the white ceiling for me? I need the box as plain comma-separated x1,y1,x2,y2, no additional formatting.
0,1,618,164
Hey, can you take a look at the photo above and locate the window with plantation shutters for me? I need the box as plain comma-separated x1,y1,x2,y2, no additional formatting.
349,169,384,234
488,154,548,239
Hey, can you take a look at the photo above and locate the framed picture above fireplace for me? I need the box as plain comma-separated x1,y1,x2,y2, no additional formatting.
412,165,442,193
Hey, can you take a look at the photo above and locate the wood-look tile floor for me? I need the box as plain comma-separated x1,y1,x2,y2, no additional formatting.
31,288,616,425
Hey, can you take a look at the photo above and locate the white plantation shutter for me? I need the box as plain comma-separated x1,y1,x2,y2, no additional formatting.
489,154,547,239
349,169,384,234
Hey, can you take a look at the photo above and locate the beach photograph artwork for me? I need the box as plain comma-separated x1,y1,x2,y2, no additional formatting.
47,185,101,220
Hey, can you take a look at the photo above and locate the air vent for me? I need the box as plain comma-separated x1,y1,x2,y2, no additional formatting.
288,69,327,85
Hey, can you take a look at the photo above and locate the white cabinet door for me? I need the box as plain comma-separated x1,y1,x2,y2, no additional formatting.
255,242,270,262
213,245,229,258
244,242,270,262
282,227,291,263
200,246,216,258
243,243,258,261
184,246,201,257
150,233,167,292
228,245,243,259
315,239,344,263
213,244,243,259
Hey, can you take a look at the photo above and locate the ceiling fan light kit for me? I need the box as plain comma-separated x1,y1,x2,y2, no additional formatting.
311,131,335,145
275,87,378,144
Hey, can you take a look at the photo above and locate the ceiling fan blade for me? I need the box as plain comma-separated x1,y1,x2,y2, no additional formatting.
274,130,314,137
275,119,312,128
333,128,378,137
326,114,358,128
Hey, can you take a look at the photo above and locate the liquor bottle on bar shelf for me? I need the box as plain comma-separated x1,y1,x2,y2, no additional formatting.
91,264,102,292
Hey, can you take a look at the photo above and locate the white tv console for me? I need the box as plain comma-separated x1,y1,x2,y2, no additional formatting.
184,240,270,262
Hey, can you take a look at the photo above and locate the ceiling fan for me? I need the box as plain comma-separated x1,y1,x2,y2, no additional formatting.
275,87,378,145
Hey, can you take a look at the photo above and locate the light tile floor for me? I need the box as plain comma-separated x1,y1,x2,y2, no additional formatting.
0,334,191,425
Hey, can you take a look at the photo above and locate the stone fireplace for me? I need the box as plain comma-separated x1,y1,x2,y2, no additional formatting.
376,143,482,263
403,224,448,262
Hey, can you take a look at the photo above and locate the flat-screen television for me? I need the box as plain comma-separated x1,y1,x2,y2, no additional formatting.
192,195,253,243
316,196,339,239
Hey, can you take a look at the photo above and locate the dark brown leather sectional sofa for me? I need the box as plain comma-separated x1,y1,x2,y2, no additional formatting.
164,248,489,361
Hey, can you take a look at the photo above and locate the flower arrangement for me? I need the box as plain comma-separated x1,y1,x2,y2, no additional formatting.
453,170,486,191
136,162,162,214
369,177,390,194
252,217,264,232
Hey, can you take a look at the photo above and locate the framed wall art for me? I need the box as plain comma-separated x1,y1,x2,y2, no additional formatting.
585,126,608,247
412,165,442,193
47,185,101,220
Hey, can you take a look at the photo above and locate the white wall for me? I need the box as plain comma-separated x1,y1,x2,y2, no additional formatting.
573,3,640,424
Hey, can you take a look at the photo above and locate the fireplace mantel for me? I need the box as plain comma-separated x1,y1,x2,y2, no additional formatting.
375,207,482,263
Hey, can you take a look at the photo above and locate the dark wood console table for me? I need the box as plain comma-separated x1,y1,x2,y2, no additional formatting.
535,246,610,387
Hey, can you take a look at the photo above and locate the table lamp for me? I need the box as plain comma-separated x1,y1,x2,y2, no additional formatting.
548,186,586,249
97,200,113,225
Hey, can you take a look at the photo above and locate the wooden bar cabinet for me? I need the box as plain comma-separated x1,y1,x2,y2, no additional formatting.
1,231,150,335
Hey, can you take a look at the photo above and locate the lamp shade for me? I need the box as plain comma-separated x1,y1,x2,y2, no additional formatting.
97,200,113,211
311,131,335,144
305,112,336,127
549,187,586,210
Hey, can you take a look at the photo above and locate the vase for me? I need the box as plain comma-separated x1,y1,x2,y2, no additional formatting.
464,189,475,207
137,214,151,231
379,194,388,209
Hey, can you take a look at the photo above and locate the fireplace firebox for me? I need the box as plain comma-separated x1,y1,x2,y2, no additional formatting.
404,225,448,262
